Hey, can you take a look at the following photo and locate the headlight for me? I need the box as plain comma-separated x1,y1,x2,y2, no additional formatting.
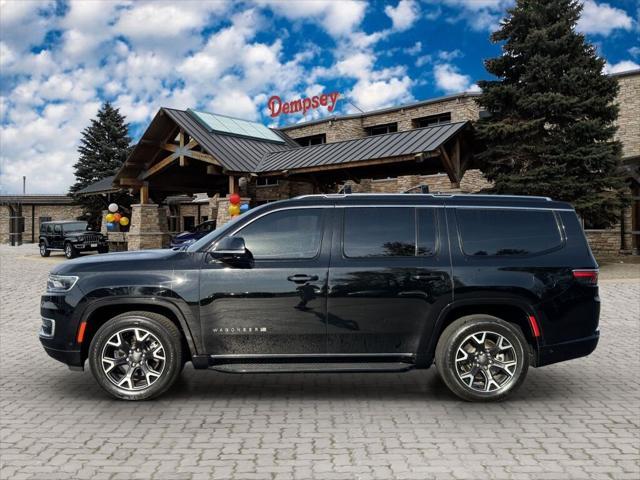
47,274,78,292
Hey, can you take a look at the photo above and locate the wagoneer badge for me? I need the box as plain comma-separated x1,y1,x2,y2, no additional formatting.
212,327,268,334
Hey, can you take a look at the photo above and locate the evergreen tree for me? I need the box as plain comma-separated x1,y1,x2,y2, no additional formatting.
475,0,627,226
70,102,133,227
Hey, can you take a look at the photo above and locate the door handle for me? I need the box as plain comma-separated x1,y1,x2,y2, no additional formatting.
287,274,319,283
411,273,443,281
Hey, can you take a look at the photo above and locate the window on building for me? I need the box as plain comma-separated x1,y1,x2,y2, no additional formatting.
366,123,398,136
295,134,326,147
344,207,415,257
256,177,280,187
183,216,196,232
236,208,324,259
168,217,179,233
413,112,452,128
456,209,562,256
200,215,209,223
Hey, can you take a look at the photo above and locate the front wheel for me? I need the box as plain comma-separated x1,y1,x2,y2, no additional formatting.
39,242,50,257
435,315,529,402
88,311,183,400
64,242,78,259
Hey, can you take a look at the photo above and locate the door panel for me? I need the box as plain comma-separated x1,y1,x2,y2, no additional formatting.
199,207,332,355
327,206,452,354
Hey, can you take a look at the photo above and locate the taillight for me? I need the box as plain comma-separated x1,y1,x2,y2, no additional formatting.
572,269,598,285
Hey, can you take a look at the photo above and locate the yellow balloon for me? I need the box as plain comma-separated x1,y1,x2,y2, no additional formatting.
119,217,129,226
228,204,241,216
105,213,115,222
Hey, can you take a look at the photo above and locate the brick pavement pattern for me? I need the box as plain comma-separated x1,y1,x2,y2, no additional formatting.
1,244,639,480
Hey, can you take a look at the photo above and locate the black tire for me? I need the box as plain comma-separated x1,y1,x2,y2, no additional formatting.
88,311,183,401
97,246,109,254
64,242,78,259
435,315,529,402
39,242,50,257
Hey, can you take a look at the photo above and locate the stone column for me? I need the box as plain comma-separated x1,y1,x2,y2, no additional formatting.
216,196,251,227
127,203,170,250
100,210,108,235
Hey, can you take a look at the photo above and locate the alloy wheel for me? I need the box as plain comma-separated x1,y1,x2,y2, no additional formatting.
454,331,518,393
100,327,166,391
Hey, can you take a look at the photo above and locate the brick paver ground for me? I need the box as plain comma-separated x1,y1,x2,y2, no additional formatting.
1,244,639,480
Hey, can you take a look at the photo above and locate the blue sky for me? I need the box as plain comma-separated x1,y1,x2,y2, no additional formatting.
1,0,638,194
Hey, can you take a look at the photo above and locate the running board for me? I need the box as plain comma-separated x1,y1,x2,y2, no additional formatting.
210,362,415,374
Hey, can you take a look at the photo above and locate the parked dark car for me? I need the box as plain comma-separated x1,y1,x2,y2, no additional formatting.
39,220,108,259
170,220,216,248
39,194,599,402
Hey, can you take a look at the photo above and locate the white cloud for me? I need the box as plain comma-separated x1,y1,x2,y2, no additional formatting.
385,0,421,31
439,0,513,32
604,60,640,74
404,41,422,55
258,0,366,37
349,76,414,111
629,47,640,58
577,1,633,36
433,63,479,93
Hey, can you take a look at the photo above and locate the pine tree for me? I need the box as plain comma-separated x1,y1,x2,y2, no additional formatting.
475,0,627,226
70,102,133,227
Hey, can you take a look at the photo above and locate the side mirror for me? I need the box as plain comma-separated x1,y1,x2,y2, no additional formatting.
210,236,253,267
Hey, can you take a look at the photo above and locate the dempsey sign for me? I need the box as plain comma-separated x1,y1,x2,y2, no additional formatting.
268,92,340,118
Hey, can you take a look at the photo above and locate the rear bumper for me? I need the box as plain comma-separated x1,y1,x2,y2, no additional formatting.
536,331,599,367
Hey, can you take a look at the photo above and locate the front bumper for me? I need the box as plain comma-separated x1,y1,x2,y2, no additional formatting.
536,331,599,367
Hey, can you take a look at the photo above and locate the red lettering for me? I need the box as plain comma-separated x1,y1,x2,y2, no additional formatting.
268,95,281,117
327,92,340,112
267,91,341,116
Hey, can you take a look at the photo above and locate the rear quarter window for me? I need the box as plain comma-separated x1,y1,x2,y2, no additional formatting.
456,208,563,256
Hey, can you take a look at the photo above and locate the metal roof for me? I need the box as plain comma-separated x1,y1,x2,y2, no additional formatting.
75,175,117,195
162,109,295,172
257,121,468,173
0,194,76,205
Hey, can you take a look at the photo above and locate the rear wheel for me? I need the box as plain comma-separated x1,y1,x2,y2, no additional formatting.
64,242,78,259
435,315,529,402
39,242,50,257
88,311,183,400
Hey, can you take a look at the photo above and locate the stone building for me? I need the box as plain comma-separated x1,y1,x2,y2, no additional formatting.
0,195,83,244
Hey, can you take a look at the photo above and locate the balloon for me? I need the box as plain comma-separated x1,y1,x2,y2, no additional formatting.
106,222,116,231
113,213,122,222
105,213,115,223
108,203,118,213
229,193,241,205
240,203,249,213
119,217,129,226
228,204,241,216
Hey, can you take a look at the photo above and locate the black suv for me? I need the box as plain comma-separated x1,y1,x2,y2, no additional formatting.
39,194,599,402
39,220,108,259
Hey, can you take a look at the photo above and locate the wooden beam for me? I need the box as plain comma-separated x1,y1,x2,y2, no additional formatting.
228,175,238,194
182,150,221,165
119,178,143,187
439,145,460,184
180,157,189,167
140,182,149,204
142,152,178,179
207,165,219,175
159,140,220,165
260,153,438,176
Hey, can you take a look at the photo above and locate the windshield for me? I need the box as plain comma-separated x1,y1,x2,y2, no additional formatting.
62,221,88,232
186,204,269,252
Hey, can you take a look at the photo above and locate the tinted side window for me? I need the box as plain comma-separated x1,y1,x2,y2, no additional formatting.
237,208,324,259
417,208,437,256
54,225,62,233
344,207,415,257
456,209,562,256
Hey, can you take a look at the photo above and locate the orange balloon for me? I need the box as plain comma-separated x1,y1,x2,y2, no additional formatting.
113,213,122,222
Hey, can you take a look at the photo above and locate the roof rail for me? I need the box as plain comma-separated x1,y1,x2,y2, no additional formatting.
294,193,552,201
